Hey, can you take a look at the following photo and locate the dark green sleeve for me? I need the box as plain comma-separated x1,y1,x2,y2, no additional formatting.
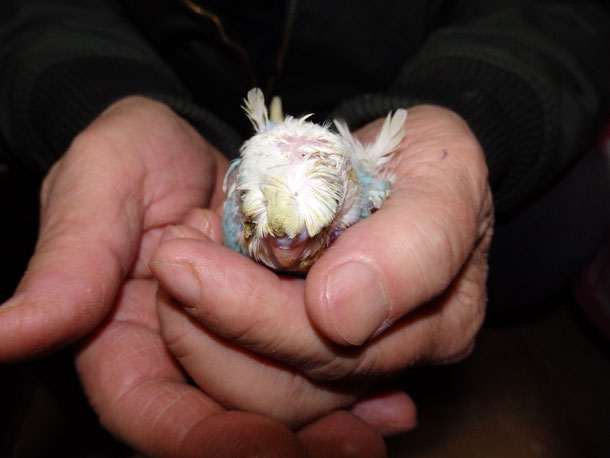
334,1,610,213
0,0,241,173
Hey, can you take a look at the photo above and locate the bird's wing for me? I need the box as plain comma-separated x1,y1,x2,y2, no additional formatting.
222,196,247,255
222,159,247,254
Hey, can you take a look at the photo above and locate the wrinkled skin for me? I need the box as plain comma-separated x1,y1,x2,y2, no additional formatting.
151,104,493,428
0,96,406,457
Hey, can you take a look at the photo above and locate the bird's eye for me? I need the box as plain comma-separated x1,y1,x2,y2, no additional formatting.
242,220,255,240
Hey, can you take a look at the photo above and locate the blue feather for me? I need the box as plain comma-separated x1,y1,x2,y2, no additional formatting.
222,159,248,255
357,169,391,218
222,196,247,255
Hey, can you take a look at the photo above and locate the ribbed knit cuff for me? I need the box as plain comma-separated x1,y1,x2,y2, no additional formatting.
149,94,243,159
334,57,551,214
15,56,242,172
13,56,181,171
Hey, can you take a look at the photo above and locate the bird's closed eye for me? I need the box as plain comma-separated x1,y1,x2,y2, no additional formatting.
242,220,255,240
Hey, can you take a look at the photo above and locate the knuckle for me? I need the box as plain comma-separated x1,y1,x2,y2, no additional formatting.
433,277,487,364
162,325,198,360
304,352,362,381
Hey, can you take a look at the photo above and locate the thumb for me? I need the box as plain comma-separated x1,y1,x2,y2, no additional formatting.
0,143,143,362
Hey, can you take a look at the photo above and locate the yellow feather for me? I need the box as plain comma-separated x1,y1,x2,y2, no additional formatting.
269,96,284,123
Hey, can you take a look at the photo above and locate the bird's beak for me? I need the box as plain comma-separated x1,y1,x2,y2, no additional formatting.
267,230,309,268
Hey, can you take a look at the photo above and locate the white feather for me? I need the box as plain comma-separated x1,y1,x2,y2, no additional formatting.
334,108,406,176
367,109,407,169
222,159,241,193
333,119,367,162
242,88,269,133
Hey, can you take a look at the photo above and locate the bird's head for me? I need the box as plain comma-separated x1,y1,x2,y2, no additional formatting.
236,116,357,270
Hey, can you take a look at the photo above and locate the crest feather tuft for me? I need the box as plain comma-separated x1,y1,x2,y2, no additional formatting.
242,88,269,133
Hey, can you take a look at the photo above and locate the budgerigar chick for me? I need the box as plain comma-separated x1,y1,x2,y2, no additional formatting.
222,88,407,272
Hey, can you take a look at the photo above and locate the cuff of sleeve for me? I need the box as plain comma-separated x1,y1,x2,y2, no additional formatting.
334,57,550,214
15,56,240,171
149,94,243,159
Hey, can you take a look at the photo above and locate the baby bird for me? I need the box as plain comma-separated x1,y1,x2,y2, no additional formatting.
222,88,407,272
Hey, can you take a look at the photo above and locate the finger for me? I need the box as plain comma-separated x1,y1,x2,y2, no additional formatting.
0,96,219,362
181,411,307,458
305,125,492,345
150,235,347,376
130,208,223,278
0,156,146,361
130,227,167,278
150,228,488,379
349,388,417,436
182,207,224,245
76,279,305,458
156,288,360,428
348,226,490,370
297,411,387,458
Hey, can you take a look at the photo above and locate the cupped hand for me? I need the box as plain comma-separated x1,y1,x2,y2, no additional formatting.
151,105,491,428
0,95,392,456
75,258,389,457
0,95,222,360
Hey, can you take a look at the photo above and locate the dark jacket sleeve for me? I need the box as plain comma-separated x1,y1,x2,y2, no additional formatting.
0,0,241,173
334,1,610,213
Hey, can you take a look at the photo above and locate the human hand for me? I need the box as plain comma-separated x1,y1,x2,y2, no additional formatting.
75,243,390,457
0,95,222,361
0,95,394,456
154,211,418,433
151,105,491,427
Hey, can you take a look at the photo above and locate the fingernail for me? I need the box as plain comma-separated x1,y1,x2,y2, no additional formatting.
325,262,390,345
192,209,214,238
160,225,189,244
0,291,27,311
149,261,201,309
